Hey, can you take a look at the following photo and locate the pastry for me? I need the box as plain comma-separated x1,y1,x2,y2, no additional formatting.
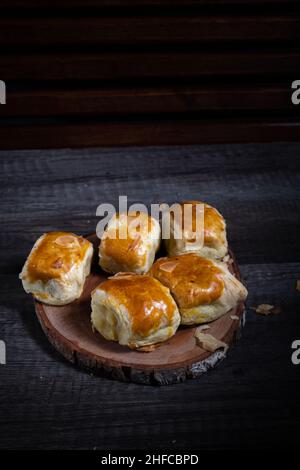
165,200,228,259
91,273,180,349
19,232,93,305
99,211,160,274
149,253,247,325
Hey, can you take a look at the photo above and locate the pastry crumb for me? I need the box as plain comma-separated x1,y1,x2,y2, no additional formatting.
194,329,228,353
223,254,233,264
252,304,281,315
137,344,159,352
197,324,210,331
230,315,239,320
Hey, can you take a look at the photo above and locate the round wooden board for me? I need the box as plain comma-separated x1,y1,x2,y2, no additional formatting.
34,234,246,385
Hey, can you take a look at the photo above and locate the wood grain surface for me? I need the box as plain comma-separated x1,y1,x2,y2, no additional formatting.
1,0,299,7
2,51,300,81
1,1,299,149
1,86,295,117
2,16,299,46
0,143,299,449
1,118,300,150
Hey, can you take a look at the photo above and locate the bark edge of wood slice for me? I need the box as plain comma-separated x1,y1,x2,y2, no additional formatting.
34,234,246,385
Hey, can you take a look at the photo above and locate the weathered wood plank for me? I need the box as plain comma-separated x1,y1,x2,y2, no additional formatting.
1,0,298,7
0,143,299,449
0,143,299,270
0,118,299,150
1,16,299,47
1,260,299,448
1,51,299,81
0,86,294,117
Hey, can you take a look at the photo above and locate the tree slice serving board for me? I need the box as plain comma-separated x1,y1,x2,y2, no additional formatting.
34,234,246,385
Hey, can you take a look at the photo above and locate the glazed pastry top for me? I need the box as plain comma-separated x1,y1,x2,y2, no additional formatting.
149,253,225,309
23,232,91,283
95,273,176,337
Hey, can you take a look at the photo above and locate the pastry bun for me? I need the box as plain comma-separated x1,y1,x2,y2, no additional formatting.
149,252,247,325
165,200,228,260
91,273,180,349
20,232,93,305
99,212,160,274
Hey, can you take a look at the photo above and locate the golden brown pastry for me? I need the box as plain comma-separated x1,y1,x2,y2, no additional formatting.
91,273,180,349
165,200,228,259
99,212,160,274
19,232,93,305
149,253,247,325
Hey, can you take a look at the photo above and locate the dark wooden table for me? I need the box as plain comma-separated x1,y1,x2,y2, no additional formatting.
0,143,299,450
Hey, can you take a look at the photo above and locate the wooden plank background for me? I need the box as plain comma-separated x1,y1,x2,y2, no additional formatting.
0,0,299,148
0,143,299,449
